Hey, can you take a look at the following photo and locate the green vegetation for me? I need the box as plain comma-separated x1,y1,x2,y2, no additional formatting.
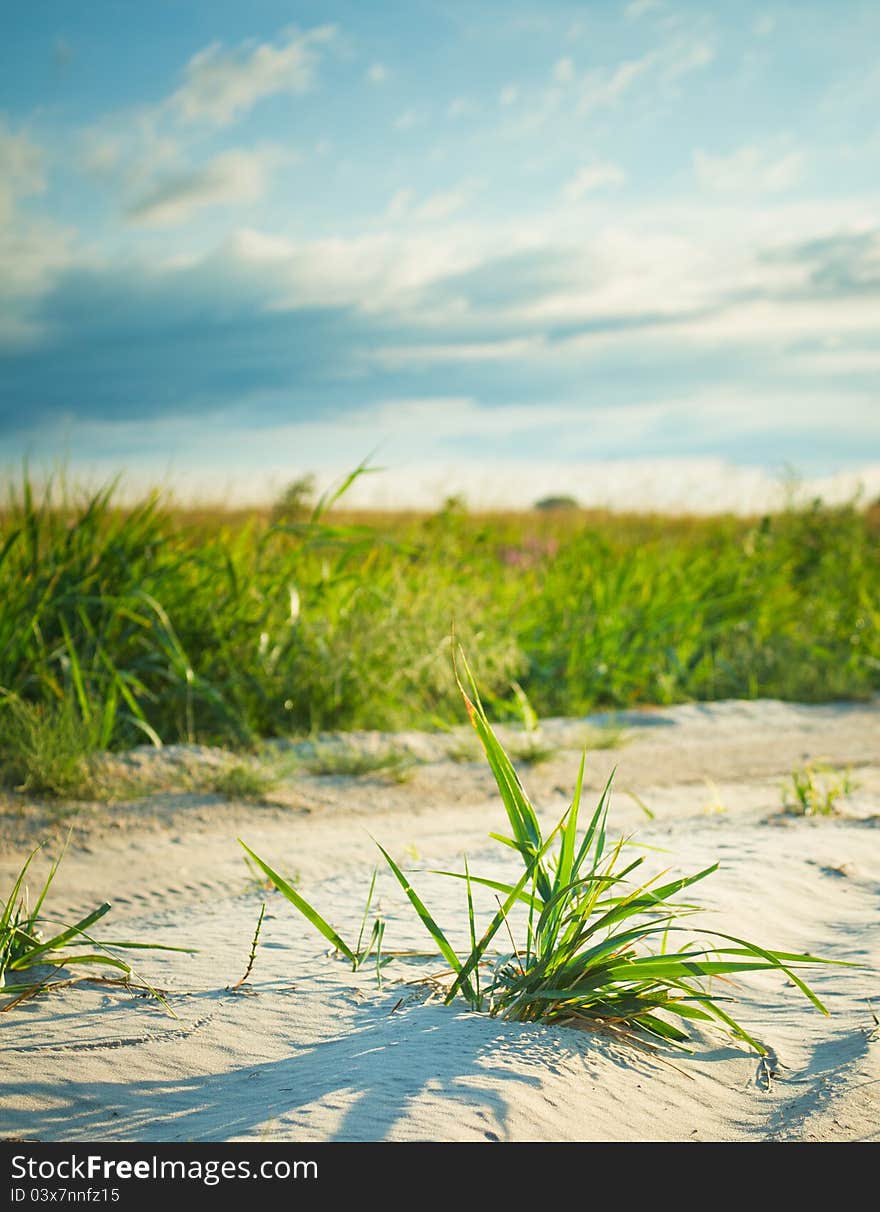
240,846,392,983
204,760,280,801
1,837,193,1008
1,469,878,789
228,902,266,992
298,741,418,782
0,693,104,798
782,761,858,816
243,656,845,1055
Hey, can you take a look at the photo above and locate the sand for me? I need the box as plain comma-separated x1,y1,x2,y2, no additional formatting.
1,698,878,1143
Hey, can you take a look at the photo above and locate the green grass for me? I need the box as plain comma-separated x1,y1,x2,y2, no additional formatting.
243,653,849,1056
203,760,280,801
0,694,104,798
299,742,418,782
228,902,266,992
447,722,625,765
504,734,559,766
1,837,194,1009
567,723,628,751
0,468,877,790
782,762,858,816
239,846,393,982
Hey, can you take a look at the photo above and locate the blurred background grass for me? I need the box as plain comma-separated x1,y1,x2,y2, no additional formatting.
1,470,877,792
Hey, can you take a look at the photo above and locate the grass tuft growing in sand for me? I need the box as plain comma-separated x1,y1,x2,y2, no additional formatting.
1,836,194,1011
243,653,849,1056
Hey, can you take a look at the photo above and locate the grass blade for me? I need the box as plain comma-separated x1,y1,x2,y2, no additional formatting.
238,840,356,963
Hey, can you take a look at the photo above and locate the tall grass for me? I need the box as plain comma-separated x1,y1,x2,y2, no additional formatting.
0,471,877,787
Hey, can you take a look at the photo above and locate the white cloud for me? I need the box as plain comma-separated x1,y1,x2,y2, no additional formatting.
394,109,423,131
374,337,543,368
793,346,880,375
695,146,804,193
0,117,45,223
499,85,518,106
578,36,713,115
79,118,179,192
0,121,72,346
80,131,125,179
553,57,575,84
753,13,776,37
386,188,413,220
448,97,476,119
515,86,563,133
516,36,710,133
662,39,714,83
578,57,652,114
625,0,662,18
127,147,283,227
353,181,482,231
170,25,336,126
562,162,626,201
0,220,72,347
367,62,388,84
416,184,475,222
226,225,478,312
232,194,880,348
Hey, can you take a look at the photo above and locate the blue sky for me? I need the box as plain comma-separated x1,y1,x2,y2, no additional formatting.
1,0,879,506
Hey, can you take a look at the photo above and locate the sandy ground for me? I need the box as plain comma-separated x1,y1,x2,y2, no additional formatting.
1,698,878,1143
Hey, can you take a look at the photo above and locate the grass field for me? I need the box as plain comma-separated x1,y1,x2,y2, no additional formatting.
0,472,878,793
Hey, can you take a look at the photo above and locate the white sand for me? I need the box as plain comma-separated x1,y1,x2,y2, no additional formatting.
1,699,878,1143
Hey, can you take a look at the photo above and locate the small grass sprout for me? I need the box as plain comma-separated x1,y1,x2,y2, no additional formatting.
622,788,656,820
229,902,266,992
1,837,194,1010
237,845,394,984
782,761,857,817
702,778,728,815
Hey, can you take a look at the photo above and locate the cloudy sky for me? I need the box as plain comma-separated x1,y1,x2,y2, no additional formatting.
2,0,879,508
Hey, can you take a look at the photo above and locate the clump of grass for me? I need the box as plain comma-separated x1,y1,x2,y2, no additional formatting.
445,733,484,763
0,694,103,798
450,721,557,766
301,741,418,783
244,652,846,1056
1,837,193,1009
782,762,857,817
447,721,623,767
566,723,628,751
204,760,279,801
505,734,559,766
